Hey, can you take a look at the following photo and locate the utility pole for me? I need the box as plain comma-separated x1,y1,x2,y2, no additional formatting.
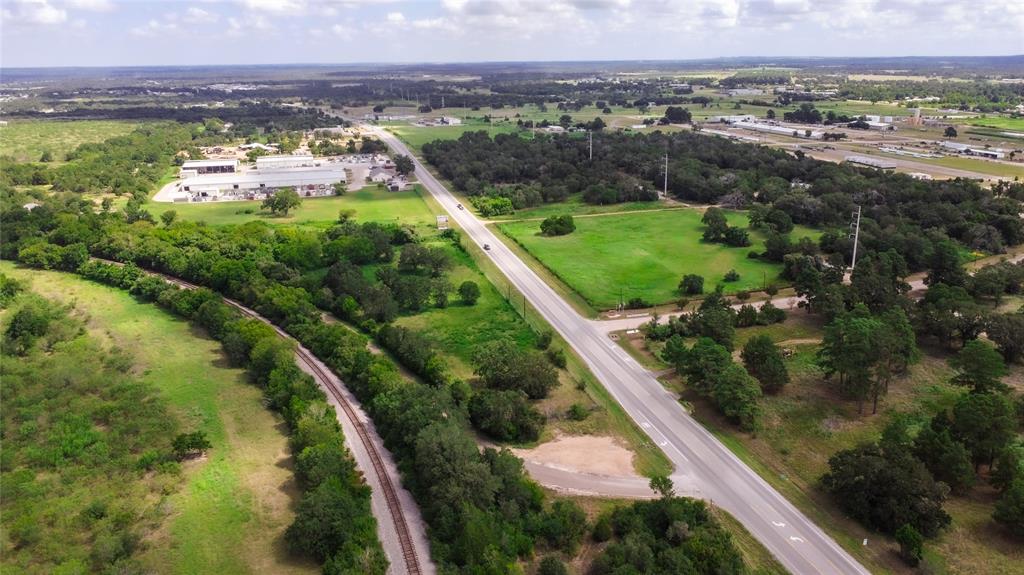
850,205,862,271
588,130,593,160
663,153,669,197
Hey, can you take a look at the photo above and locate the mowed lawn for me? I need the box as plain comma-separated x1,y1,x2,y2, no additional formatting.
164,185,438,227
499,208,819,309
0,262,317,575
0,119,141,163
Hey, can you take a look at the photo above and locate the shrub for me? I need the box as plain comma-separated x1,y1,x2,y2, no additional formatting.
568,403,589,421
540,214,576,236
679,274,704,295
723,269,740,282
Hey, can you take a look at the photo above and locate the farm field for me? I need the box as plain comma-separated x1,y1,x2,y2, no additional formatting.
158,185,438,227
0,119,141,163
498,208,820,309
628,313,1024,575
965,116,1024,131
0,262,317,575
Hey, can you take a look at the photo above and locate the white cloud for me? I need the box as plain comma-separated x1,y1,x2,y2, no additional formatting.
331,22,353,40
241,0,305,13
62,0,114,11
183,6,218,23
130,18,178,36
6,0,68,25
227,13,273,36
385,11,404,22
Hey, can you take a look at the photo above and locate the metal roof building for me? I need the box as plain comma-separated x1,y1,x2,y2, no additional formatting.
179,166,346,198
180,159,238,176
256,154,319,170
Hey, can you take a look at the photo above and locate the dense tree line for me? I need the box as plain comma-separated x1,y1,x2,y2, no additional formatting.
835,79,1024,112
590,484,748,575
422,131,1022,277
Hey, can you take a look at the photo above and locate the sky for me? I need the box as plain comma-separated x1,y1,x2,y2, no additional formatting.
1,0,1023,68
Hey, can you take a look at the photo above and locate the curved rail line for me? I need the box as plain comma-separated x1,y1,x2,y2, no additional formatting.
152,271,423,575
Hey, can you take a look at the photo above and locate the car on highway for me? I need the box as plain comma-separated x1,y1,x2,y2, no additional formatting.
483,243,490,250
457,203,464,210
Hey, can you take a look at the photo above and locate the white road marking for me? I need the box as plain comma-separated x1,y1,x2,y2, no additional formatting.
789,536,805,543
772,521,786,528
640,422,652,429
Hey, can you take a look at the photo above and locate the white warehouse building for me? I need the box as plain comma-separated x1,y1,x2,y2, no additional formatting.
731,120,824,140
180,159,238,177
177,166,346,202
255,154,321,170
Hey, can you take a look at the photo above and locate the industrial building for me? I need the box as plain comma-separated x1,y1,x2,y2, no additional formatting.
180,159,238,177
176,166,346,202
731,120,824,139
940,141,1006,159
256,154,321,170
845,155,897,169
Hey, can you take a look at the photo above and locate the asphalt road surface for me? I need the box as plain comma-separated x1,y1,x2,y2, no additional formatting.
375,127,871,575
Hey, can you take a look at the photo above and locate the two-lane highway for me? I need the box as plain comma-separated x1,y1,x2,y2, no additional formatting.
375,127,871,575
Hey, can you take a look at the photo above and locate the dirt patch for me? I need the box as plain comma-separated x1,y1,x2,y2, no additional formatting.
513,435,637,476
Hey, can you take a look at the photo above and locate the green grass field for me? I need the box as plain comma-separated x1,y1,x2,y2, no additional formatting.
0,119,140,163
0,262,317,575
965,116,1024,131
161,185,439,227
385,121,526,152
498,208,819,309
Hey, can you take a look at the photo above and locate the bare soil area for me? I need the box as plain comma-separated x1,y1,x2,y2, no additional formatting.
513,434,638,476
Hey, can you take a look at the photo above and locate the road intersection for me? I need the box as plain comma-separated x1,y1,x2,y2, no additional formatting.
373,126,872,575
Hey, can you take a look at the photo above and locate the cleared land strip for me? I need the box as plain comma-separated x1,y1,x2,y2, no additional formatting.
118,264,434,575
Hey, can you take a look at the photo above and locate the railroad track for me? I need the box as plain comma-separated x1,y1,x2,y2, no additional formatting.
136,268,423,574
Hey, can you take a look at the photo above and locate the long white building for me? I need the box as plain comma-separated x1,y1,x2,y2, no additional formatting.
255,154,320,170
176,166,346,201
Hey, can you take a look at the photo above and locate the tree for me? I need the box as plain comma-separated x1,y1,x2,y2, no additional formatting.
663,106,692,124
262,188,302,216
473,339,559,399
394,154,415,176
701,207,729,242
821,441,951,536
925,240,967,287
540,214,575,236
172,431,211,460
986,313,1024,364
332,182,348,196
649,474,675,498
766,108,776,119
895,524,924,567
953,391,1017,470
458,280,480,305
677,337,732,394
994,479,1024,537
540,500,587,553
711,363,763,431
741,335,789,393
817,309,883,414
944,126,958,138
39,150,53,162
468,389,543,442
679,274,704,295
949,339,1009,394
913,415,975,494
286,476,377,563
537,556,568,575
160,209,178,227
